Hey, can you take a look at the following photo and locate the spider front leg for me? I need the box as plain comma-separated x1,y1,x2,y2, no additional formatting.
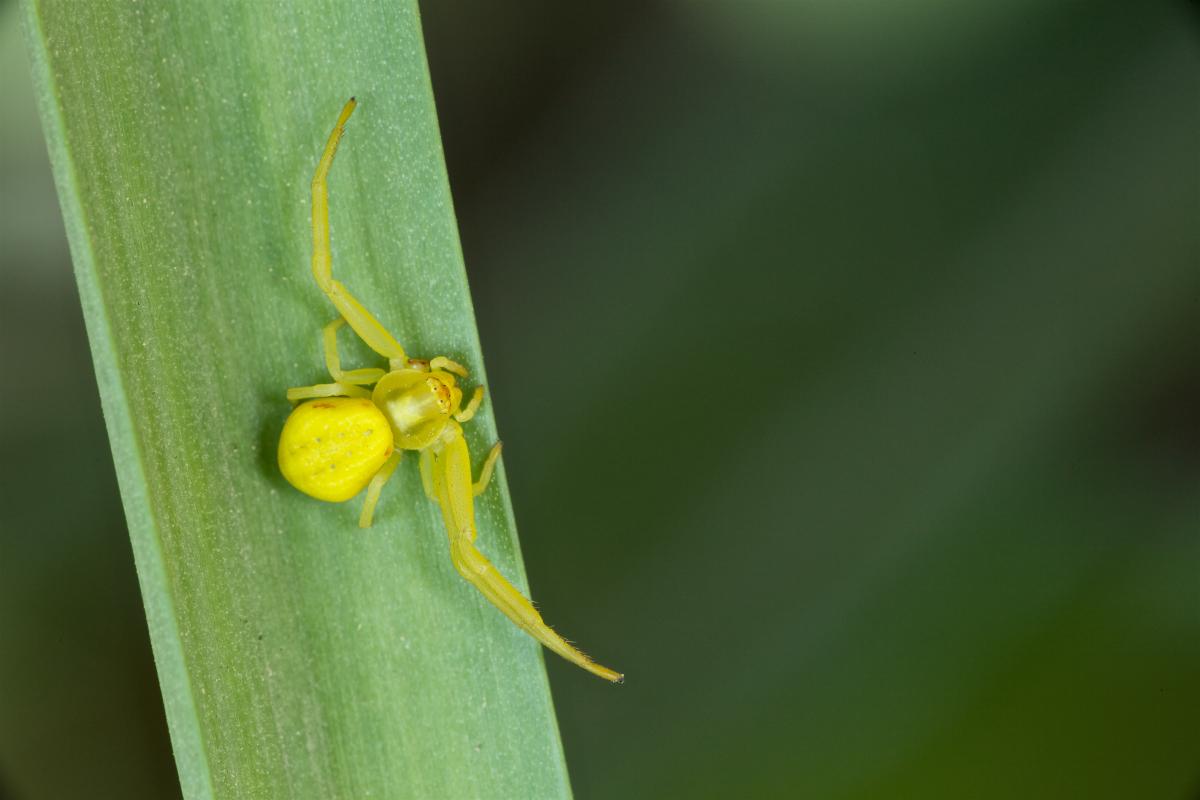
311,97,409,364
432,423,622,683
420,449,436,500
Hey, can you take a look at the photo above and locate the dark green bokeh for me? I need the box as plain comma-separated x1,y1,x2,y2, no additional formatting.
3,1,1198,798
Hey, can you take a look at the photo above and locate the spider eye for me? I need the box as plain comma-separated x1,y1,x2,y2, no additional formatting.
425,376,452,414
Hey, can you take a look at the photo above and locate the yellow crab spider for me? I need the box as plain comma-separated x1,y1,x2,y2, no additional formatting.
277,98,623,684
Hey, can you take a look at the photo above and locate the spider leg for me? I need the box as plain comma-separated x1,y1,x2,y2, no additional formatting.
311,98,355,294
325,281,408,362
430,356,469,377
433,425,622,683
287,382,371,402
287,318,386,402
454,386,484,423
358,451,402,528
311,98,408,363
473,441,502,497
323,318,385,385
448,535,623,683
419,449,436,500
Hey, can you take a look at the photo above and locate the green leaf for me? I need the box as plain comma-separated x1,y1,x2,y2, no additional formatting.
23,2,573,798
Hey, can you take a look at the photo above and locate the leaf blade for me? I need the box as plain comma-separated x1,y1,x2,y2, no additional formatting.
23,2,573,797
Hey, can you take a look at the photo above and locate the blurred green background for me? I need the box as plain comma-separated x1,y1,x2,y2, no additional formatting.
2,0,1198,798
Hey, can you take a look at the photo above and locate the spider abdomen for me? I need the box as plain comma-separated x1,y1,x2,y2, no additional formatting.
278,397,394,502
